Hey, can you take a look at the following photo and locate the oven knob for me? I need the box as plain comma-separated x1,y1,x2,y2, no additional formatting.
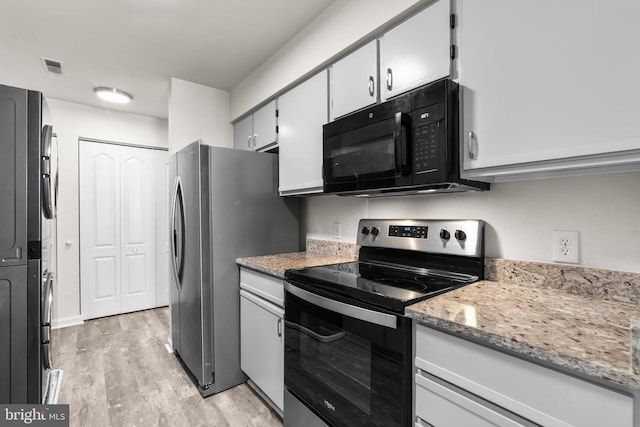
455,230,467,241
361,226,370,235
371,227,379,236
439,229,450,240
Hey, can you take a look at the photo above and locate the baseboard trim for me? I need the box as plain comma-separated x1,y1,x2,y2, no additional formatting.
52,315,84,329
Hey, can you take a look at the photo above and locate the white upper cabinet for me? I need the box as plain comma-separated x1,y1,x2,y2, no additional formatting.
278,71,328,196
233,100,278,152
330,40,378,121
460,0,640,178
233,114,253,151
253,100,278,151
380,0,452,100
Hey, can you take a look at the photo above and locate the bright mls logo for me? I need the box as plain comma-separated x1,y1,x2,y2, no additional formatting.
1,405,68,426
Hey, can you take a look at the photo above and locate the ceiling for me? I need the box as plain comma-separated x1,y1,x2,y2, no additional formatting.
0,0,336,119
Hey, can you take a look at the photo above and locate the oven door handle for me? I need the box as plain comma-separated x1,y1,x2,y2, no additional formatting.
285,282,397,329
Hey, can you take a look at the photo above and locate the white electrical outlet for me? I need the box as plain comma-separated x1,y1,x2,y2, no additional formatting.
333,222,341,239
552,230,580,264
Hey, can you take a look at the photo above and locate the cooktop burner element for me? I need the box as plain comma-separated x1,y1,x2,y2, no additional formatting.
285,219,485,314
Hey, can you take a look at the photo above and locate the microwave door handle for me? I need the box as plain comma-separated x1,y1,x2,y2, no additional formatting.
394,112,411,174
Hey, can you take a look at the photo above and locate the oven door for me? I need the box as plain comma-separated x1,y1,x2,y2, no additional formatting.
284,281,412,427
323,106,412,194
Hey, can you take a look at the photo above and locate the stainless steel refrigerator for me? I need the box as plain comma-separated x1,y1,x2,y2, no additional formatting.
169,141,299,397
0,84,62,403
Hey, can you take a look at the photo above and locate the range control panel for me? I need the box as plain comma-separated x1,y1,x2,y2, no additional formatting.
357,219,484,258
388,225,428,239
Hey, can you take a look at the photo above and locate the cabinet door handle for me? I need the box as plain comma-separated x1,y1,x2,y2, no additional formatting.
277,318,282,337
247,135,252,148
468,131,478,160
368,76,375,97
386,68,393,91
253,134,257,148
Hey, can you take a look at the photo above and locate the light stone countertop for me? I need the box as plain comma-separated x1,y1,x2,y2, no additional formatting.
406,280,640,390
237,242,640,391
236,238,359,278
236,251,356,278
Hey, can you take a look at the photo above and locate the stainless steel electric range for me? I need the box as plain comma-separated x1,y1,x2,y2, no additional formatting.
283,219,485,427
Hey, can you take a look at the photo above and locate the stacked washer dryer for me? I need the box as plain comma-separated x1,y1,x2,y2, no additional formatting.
0,83,62,404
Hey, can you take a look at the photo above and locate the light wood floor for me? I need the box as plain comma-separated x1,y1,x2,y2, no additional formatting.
51,307,283,427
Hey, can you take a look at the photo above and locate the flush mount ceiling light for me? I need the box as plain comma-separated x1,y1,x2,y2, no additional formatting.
93,87,133,104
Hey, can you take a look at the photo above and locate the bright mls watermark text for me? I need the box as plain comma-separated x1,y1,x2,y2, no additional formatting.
0,405,68,427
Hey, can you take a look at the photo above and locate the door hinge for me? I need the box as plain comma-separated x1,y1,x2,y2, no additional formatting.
450,45,457,60
276,125,279,134
450,13,456,29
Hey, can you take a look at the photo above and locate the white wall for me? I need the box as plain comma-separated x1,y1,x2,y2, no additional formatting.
169,78,232,153
304,171,640,273
48,99,168,323
230,0,426,120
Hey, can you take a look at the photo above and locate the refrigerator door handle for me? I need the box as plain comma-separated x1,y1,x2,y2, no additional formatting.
170,177,185,289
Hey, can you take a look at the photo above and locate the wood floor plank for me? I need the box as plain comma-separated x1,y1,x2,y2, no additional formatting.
51,307,283,427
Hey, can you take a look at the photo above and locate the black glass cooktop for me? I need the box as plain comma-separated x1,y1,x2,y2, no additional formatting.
285,261,477,314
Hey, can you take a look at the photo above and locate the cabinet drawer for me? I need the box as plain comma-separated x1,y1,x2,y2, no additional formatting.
240,268,284,307
415,372,531,427
415,325,634,427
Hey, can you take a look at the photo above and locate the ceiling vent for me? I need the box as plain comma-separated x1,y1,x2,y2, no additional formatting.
41,57,63,75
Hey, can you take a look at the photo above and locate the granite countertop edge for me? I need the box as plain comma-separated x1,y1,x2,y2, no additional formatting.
406,282,640,391
236,251,357,279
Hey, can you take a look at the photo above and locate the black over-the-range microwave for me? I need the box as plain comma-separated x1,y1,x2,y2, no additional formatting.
322,78,490,196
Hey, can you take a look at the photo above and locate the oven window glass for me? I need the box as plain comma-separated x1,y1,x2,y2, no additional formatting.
285,290,410,427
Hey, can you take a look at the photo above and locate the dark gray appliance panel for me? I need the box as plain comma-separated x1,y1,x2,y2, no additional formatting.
0,265,28,402
0,85,28,267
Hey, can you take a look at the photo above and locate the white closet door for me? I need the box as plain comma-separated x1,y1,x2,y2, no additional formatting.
120,145,157,313
80,141,161,319
80,142,122,319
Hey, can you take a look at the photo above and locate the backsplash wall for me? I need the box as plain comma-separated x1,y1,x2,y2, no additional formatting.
302,171,640,274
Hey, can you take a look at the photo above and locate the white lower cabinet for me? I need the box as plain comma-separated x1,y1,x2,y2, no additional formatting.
239,268,284,412
414,324,634,427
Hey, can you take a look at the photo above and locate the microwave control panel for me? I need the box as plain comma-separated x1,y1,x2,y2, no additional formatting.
413,122,439,173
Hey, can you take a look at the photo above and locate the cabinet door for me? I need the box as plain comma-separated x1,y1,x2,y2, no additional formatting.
240,290,284,411
278,71,328,195
330,40,378,120
233,115,253,151
253,100,278,152
460,0,640,176
380,0,451,100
